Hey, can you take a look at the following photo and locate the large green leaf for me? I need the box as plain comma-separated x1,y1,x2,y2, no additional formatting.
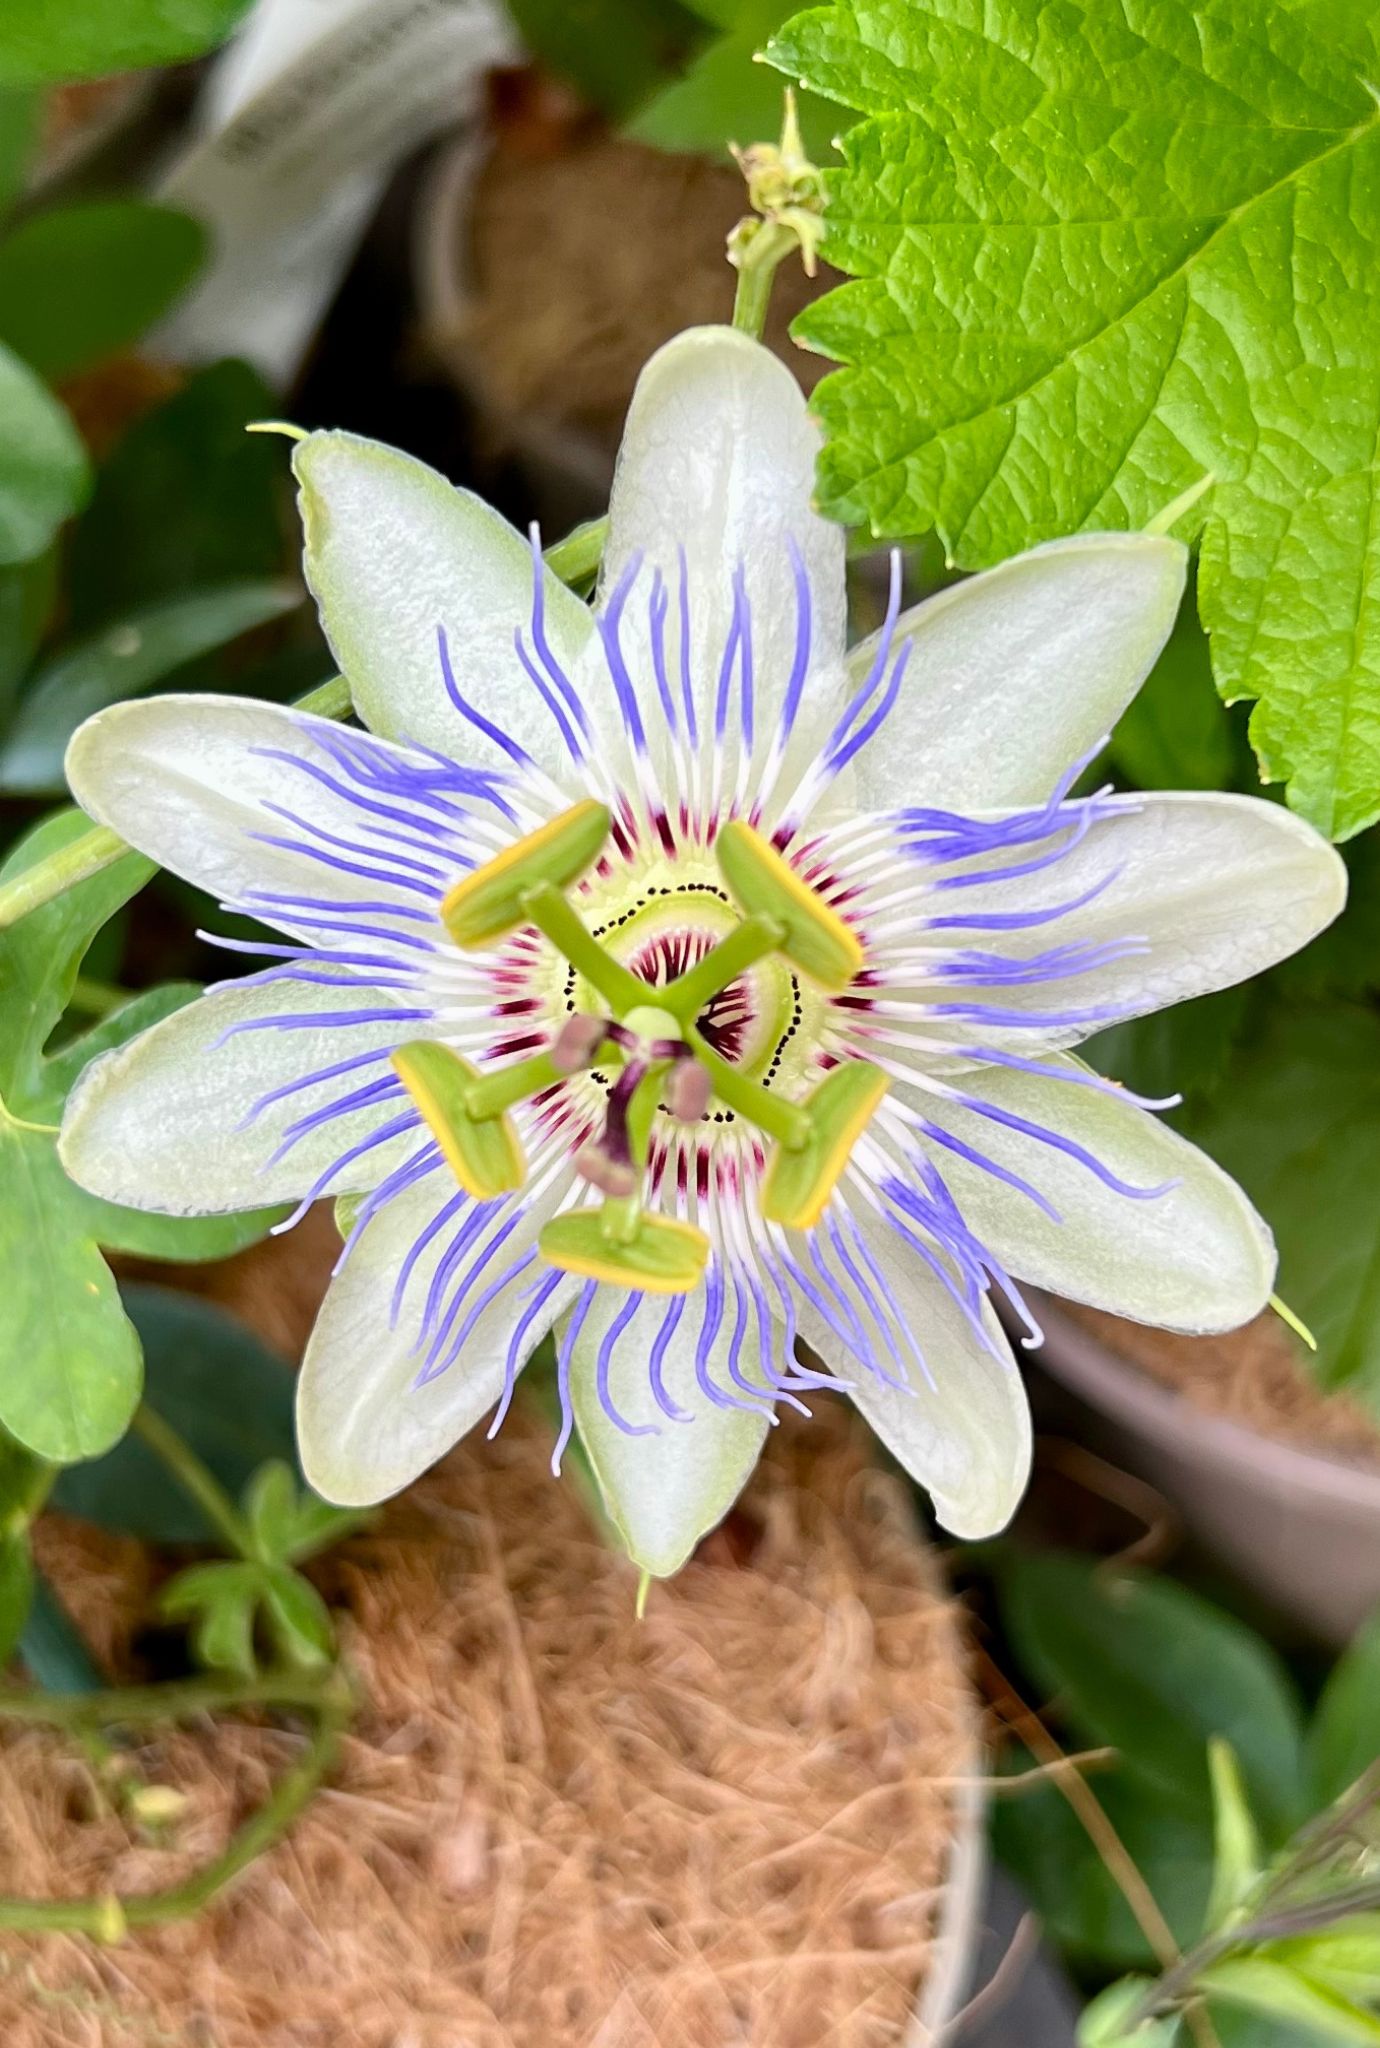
0,579,298,794
0,0,252,83
768,0,1380,839
17,1569,105,1691
0,87,37,209
999,1552,1306,1839
0,820,282,1467
0,203,206,381
0,339,87,566
0,1106,143,1462
1307,1608,1380,1809
68,360,286,630
0,809,155,1105
52,1286,297,1544
0,546,57,721
1188,1002,1380,1403
992,1748,1215,1968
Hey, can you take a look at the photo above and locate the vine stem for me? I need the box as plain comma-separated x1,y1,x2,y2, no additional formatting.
131,1404,252,1558
978,1649,1223,2048
0,525,608,934
0,1676,351,1935
0,1665,340,1728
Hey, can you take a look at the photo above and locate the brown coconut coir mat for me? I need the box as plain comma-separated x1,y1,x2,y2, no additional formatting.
1057,1302,1380,1465
4,1229,974,2048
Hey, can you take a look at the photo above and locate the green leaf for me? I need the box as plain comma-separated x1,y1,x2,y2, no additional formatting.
1198,1959,1380,2045
506,0,704,120
18,1568,106,1692
0,87,38,208
0,546,57,721
1206,1737,1263,1930
768,0,1380,839
992,1750,1215,1969
160,1561,260,1678
628,1,838,157
68,360,286,629
0,203,206,381
0,0,253,84
0,339,87,567
1264,1925,1380,2009
243,1459,298,1563
259,1565,333,1666
998,1552,1306,1839
0,1106,142,1463
1078,1980,1181,2048
1188,1002,1380,1403
1308,1609,1380,1809
0,579,299,795
0,810,154,1105
51,1287,297,1544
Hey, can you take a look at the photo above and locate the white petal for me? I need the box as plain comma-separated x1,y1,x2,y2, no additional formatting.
571,1284,773,1578
603,325,845,752
907,1054,1276,1333
298,1175,572,1506
928,792,1346,1048
65,694,446,918
792,1233,1030,1540
294,431,594,775
59,978,433,1214
848,534,1186,811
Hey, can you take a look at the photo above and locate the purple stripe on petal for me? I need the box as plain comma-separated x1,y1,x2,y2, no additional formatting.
489,1268,565,1438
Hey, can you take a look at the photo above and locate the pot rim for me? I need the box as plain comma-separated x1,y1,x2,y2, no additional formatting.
1034,1294,1380,1511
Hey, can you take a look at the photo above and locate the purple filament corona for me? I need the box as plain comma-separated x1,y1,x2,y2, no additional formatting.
191,536,1177,1450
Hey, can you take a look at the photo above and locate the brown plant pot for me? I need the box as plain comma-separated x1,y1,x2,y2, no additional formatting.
1033,1295,1380,1647
413,100,837,530
10,1228,987,2047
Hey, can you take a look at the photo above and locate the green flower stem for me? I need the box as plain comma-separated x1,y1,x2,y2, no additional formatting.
521,882,645,1016
0,824,128,930
464,1050,565,1120
543,517,608,588
131,1404,253,1559
3,1454,55,1539
730,221,799,340
0,1673,352,1936
685,1024,810,1148
663,913,786,1025
0,1667,340,1729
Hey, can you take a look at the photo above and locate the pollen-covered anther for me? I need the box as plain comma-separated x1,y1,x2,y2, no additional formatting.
440,799,612,949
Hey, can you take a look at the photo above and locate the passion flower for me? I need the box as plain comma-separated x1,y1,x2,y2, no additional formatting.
59,327,1345,1576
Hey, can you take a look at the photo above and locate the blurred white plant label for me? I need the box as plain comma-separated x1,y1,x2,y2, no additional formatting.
158,0,516,378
